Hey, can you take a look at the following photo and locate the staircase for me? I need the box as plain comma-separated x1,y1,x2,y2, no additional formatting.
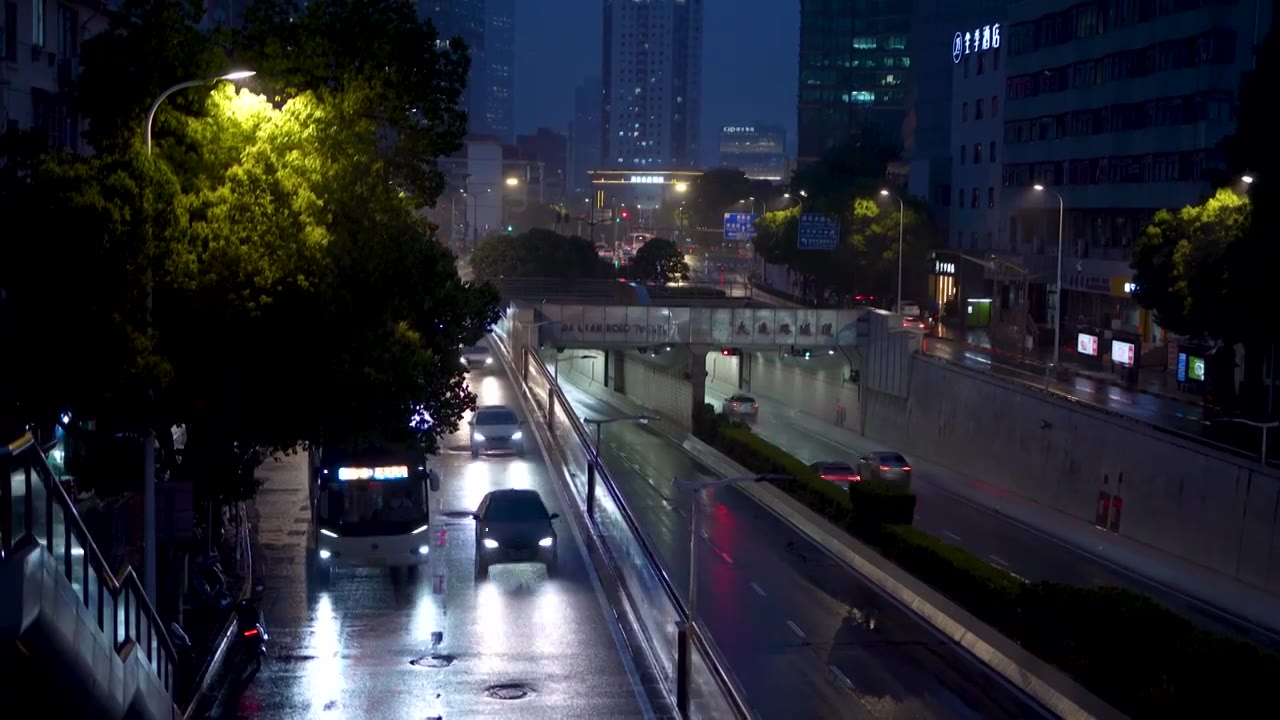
1,433,179,720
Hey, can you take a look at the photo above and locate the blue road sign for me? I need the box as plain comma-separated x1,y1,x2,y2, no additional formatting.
723,212,759,240
797,213,840,250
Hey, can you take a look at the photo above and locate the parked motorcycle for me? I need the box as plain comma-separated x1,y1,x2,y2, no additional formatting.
234,599,269,667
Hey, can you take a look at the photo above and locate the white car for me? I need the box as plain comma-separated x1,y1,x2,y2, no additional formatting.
461,344,494,370
469,405,526,457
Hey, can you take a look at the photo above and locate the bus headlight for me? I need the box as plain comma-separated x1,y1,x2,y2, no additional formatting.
416,545,430,555
411,524,429,535
482,538,499,549
473,432,486,442
538,537,554,548
320,528,339,538
319,549,332,560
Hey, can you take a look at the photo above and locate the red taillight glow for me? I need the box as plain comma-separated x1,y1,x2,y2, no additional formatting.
731,402,740,407
902,467,911,471
879,465,891,471
821,474,860,482
243,628,259,637
752,403,759,408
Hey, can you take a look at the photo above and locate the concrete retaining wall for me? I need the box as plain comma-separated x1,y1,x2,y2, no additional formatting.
559,350,699,429
706,351,862,430
865,355,1280,594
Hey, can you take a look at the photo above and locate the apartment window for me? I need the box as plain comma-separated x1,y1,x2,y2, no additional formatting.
31,0,43,47
956,231,964,246
970,231,979,249
977,54,985,75
991,96,999,117
57,3,77,56
975,99,984,120
960,145,966,165
958,188,965,208
989,141,997,163
988,187,995,208
974,143,983,164
963,56,969,78
986,231,994,248
962,102,968,122
993,47,1000,70
3,2,17,62
970,188,980,207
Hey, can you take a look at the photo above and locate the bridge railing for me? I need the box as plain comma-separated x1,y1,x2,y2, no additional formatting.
494,321,752,719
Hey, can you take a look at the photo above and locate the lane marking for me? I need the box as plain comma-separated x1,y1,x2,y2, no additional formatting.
988,554,1009,567
786,620,806,639
750,581,767,597
828,664,854,690
942,530,962,543
699,528,710,540
716,549,734,565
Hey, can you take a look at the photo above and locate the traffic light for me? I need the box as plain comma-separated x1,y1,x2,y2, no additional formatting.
620,210,629,219
506,225,514,232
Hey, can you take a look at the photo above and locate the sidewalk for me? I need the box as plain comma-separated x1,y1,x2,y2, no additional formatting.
702,376,1280,641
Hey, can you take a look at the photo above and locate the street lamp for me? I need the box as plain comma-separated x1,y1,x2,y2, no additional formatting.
1242,174,1255,185
1033,184,1066,366
879,189,905,314
583,415,653,456
675,182,688,193
505,177,520,187
670,473,790,716
144,70,256,154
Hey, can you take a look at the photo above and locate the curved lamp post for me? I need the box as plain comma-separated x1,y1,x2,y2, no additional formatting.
144,70,256,155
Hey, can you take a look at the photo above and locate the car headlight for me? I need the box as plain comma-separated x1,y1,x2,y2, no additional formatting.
473,432,485,441
320,528,339,538
416,545,430,555
483,538,499,549
460,355,468,364
538,537,554,548
484,357,493,365
511,430,523,441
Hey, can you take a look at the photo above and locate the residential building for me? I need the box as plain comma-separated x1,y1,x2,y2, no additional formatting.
798,0,913,164
1,0,108,153
602,0,702,170
1000,0,1269,352
516,128,568,204
420,0,512,140
717,123,787,181
568,76,602,198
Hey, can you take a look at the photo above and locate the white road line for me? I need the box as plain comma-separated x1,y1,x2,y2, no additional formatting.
750,581,766,597
716,549,734,565
786,620,806,639
829,664,855,690
988,554,1009,566
699,528,710,540
943,530,963,543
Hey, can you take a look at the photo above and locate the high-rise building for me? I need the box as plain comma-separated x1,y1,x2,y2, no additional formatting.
569,76,603,197
798,0,913,164
420,0,512,140
718,124,788,181
516,128,568,203
482,0,515,141
602,0,703,169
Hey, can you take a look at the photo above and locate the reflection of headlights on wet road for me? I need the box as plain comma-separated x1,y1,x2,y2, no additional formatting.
483,538,499,549
538,537,554,547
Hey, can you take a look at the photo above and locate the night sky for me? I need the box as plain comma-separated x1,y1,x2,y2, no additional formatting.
512,0,799,165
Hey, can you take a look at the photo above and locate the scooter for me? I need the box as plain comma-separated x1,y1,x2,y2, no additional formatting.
234,599,269,667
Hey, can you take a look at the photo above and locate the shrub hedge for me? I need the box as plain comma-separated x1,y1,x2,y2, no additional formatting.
693,410,1280,718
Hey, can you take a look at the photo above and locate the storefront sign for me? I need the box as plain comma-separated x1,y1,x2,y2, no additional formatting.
1112,339,1135,366
1077,333,1099,357
628,175,668,184
1124,282,1139,294
1177,353,1207,382
722,126,756,134
952,23,1001,64
934,260,956,276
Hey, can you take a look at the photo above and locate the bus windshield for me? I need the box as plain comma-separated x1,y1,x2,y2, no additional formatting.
318,474,429,537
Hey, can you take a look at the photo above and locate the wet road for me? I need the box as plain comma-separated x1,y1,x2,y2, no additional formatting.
701,382,1280,653
560,383,1049,720
207,370,647,719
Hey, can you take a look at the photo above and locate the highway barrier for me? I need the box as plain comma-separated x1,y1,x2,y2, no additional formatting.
492,318,752,720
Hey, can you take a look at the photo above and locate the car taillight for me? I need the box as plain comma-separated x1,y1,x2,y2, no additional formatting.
243,628,259,637
752,403,759,408
731,402,740,407
901,466,911,471
879,465,891,471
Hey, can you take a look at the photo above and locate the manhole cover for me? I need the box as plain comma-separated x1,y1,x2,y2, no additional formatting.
484,683,532,700
410,654,456,668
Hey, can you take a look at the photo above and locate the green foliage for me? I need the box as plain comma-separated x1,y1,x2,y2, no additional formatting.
630,238,691,285
690,399,1280,716
684,168,775,231
1131,189,1251,345
471,228,613,280
0,0,497,502
791,132,898,207
755,189,937,301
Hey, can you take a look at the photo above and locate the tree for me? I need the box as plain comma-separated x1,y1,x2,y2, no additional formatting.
631,238,691,285
1131,189,1251,404
754,187,937,303
684,168,775,243
471,229,612,280
0,0,498,501
791,131,898,207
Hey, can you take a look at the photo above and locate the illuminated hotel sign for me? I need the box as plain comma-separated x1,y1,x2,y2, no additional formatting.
722,126,756,134
952,23,1000,64
629,175,668,184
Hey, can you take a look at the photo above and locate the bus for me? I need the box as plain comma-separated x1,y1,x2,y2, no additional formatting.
310,442,441,581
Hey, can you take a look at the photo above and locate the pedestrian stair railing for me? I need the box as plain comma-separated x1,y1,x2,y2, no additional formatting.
1,432,178,715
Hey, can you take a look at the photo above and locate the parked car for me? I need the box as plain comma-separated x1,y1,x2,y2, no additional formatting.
473,489,559,579
809,460,860,483
856,451,912,487
721,393,759,420
469,405,526,457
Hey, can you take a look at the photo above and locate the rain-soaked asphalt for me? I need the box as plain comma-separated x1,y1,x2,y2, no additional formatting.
206,369,648,719
559,380,1052,720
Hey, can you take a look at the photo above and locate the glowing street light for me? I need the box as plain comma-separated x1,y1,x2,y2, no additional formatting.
505,177,520,187
1242,175,1255,184
144,70,257,154
1034,184,1066,366
675,182,688,192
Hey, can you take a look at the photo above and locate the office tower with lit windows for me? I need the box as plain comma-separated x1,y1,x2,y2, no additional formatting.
602,0,703,169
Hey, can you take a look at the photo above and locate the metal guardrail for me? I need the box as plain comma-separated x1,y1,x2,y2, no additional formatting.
1,433,179,700
494,323,752,719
